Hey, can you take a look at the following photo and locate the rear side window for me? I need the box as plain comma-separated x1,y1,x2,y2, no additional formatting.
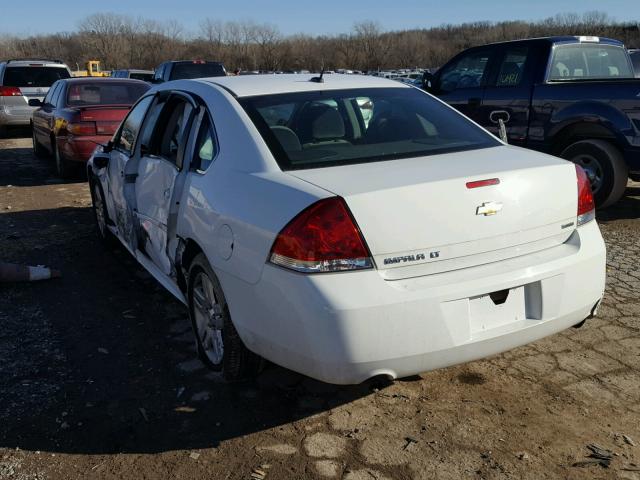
549,44,634,80
631,52,640,76
495,47,528,87
3,67,70,87
192,114,218,171
169,63,225,80
241,87,499,171
66,82,150,106
143,97,195,167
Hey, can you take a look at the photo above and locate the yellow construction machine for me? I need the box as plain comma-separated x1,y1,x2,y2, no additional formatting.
72,60,110,77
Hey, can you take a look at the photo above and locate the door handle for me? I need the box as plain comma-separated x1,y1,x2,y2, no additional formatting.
468,97,481,107
489,110,511,124
163,188,171,199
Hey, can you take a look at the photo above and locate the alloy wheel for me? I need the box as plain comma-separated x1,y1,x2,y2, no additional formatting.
192,272,225,365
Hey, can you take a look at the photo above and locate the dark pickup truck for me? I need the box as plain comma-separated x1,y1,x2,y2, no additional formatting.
152,60,226,83
423,36,640,207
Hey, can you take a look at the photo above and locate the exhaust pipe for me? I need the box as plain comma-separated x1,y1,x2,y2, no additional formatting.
572,299,601,329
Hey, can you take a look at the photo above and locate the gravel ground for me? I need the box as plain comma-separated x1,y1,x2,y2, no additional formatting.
1,133,639,480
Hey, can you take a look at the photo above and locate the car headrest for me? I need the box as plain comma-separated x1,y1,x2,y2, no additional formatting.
311,107,345,140
270,126,301,152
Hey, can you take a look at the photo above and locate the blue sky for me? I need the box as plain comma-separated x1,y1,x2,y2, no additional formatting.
1,0,637,36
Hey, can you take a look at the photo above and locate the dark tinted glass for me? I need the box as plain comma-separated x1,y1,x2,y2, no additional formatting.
129,72,154,81
241,87,500,171
66,82,150,106
169,63,225,80
631,52,640,76
3,66,70,87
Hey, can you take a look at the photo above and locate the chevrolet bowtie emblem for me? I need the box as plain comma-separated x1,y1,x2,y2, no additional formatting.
476,201,503,216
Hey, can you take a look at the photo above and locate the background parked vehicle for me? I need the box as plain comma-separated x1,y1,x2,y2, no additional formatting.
152,60,226,83
423,36,640,208
72,60,110,77
111,69,154,82
630,49,640,77
30,77,149,177
0,59,72,137
87,74,604,385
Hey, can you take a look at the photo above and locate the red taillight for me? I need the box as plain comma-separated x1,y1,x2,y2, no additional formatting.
67,122,97,136
269,197,373,273
0,86,22,97
575,164,595,225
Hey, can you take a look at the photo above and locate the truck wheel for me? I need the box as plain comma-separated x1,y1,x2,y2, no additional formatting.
561,140,628,208
188,253,262,382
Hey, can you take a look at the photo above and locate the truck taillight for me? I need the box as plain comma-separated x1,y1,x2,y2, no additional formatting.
576,164,595,226
0,86,22,96
269,197,373,273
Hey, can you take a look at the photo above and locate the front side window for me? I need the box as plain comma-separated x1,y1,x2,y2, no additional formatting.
438,50,490,92
548,43,633,81
43,82,59,105
3,67,70,87
496,47,529,87
114,95,154,155
240,87,500,171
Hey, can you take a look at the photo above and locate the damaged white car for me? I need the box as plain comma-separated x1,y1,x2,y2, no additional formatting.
88,74,606,384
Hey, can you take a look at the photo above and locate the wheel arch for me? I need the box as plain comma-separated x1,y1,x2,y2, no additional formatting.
176,237,205,294
550,121,619,156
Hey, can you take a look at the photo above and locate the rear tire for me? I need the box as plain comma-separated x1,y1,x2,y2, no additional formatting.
187,253,262,382
560,139,628,208
54,141,73,179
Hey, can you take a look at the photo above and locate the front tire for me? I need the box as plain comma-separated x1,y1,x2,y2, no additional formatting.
32,126,47,158
187,253,262,382
90,178,116,249
560,139,628,208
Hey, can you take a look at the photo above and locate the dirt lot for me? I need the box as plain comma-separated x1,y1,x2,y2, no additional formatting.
0,131,639,480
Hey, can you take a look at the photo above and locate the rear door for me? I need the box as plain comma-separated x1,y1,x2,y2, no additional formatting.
433,48,495,124
480,44,536,146
133,92,198,274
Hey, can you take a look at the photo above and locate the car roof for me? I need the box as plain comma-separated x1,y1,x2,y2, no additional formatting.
60,77,149,84
1,60,68,68
481,36,625,47
199,73,409,98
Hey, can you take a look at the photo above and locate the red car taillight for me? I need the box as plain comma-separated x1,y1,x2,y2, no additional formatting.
67,122,97,136
269,197,373,273
575,164,595,226
0,86,22,96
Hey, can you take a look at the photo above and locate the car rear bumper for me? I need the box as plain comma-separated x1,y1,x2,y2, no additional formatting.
60,136,108,163
221,221,606,384
0,105,35,126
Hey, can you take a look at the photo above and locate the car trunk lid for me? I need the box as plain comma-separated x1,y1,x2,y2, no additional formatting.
70,105,130,135
288,146,578,280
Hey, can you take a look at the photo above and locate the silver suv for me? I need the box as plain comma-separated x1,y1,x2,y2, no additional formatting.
0,59,72,136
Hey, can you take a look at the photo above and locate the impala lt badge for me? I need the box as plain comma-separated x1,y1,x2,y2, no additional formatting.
476,201,503,216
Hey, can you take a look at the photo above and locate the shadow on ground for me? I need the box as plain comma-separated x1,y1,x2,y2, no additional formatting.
0,206,383,455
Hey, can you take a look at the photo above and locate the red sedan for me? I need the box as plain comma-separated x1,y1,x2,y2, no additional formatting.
30,78,149,177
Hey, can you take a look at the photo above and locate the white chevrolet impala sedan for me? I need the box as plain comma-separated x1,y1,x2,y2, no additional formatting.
87,74,606,384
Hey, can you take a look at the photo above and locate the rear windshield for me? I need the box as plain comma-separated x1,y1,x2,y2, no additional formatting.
169,63,225,80
548,44,634,81
129,72,153,81
66,82,150,106
240,87,500,170
3,66,70,87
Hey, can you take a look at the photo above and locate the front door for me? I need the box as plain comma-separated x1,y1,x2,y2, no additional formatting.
432,48,493,125
106,95,154,250
133,93,197,275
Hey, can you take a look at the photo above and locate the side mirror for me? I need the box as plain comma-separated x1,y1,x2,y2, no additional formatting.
28,98,43,107
93,152,110,169
422,72,435,92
